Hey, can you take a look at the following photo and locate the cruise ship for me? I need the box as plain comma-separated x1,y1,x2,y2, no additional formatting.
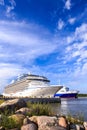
3,74,62,98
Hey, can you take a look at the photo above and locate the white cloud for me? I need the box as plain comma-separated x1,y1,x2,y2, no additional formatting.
56,23,87,91
75,23,87,38
0,63,28,93
9,0,16,6
82,63,87,75
72,51,80,58
57,19,64,30
68,17,76,24
0,20,57,63
66,36,74,44
0,20,59,93
0,0,16,18
0,63,24,79
65,0,71,10
65,23,87,57
63,23,87,88
0,20,87,93
6,0,16,18
0,0,4,5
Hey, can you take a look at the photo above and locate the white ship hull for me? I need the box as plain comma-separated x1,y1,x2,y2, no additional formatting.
3,86,59,98
3,74,62,98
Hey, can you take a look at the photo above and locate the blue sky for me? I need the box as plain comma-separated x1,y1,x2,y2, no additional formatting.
0,0,87,93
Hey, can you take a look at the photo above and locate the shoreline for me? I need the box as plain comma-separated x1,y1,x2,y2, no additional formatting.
0,98,86,130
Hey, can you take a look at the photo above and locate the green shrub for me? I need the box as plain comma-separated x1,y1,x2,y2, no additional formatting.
0,107,15,116
0,115,19,129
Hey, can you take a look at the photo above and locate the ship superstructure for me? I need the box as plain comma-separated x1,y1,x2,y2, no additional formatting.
3,74,62,98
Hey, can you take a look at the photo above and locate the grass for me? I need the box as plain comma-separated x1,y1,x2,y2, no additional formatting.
67,112,84,125
0,100,53,129
0,115,19,129
0,99,85,128
26,102,53,116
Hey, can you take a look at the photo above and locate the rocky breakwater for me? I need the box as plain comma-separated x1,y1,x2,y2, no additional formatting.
0,99,86,130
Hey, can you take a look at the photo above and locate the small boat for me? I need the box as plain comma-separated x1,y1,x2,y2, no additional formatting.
54,87,79,98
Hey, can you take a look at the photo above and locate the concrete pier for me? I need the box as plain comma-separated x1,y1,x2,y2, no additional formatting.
24,97,61,103
2,97,61,103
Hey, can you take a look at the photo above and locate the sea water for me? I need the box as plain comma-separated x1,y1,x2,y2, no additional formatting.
51,97,87,121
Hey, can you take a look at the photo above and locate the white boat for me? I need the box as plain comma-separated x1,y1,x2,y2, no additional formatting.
54,87,79,98
3,73,62,98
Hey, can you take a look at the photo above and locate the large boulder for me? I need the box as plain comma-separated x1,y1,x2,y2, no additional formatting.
29,116,57,130
50,126,67,130
58,116,68,128
29,116,69,130
21,123,38,130
0,99,27,113
15,107,32,116
21,116,38,130
83,122,87,130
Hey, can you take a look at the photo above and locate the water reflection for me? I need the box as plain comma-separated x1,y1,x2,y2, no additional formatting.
50,98,87,120
60,99,69,115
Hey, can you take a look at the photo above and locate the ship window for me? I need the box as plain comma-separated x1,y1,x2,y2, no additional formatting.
66,88,69,91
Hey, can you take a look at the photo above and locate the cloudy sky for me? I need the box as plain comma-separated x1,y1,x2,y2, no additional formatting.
0,0,87,93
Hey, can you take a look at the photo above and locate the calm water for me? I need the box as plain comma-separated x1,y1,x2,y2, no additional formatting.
51,97,87,121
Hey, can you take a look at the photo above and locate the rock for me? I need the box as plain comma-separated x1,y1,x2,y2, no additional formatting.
21,123,38,130
29,116,38,124
70,123,85,130
58,116,68,128
0,99,27,113
50,126,67,130
76,124,85,130
37,116,57,126
0,126,5,130
29,116,57,130
23,117,31,125
83,122,87,130
9,114,25,125
69,123,76,130
15,107,31,116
